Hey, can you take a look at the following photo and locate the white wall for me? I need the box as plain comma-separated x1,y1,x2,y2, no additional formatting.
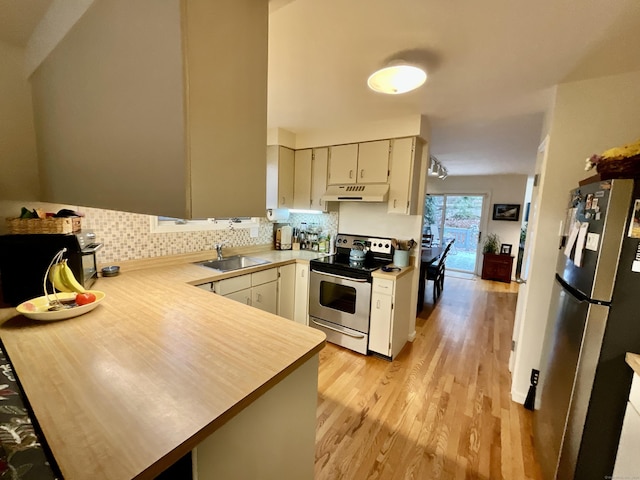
0,41,39,201
511,69,640,403
427,174,528,278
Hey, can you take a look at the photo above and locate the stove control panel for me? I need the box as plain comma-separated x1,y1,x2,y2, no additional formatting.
335,234,393,255
368,238,393,255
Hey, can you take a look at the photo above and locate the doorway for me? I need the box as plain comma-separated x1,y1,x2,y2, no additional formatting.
424,194,486,273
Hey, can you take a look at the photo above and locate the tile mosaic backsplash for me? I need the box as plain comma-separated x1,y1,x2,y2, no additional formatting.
82,208,338,264
0,201,338,265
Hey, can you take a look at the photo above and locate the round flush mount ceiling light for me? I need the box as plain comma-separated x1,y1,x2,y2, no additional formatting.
367,63,427,94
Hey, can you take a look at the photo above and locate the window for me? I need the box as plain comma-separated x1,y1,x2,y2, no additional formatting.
150,216,260,233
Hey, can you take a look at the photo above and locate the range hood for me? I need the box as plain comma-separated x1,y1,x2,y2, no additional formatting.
322,184,389,202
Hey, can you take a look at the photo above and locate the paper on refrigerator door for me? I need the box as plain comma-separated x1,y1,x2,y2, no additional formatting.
564,221,580,257
585,233,599,251
573,222,589,267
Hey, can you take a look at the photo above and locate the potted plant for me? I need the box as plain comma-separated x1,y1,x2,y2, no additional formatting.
482,233,501,255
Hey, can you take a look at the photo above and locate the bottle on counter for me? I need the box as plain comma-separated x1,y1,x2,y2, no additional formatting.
318,234,326,253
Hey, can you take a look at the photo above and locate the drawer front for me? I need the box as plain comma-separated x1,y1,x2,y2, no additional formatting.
252,267,278,286
214,274,252,295
493,256,512,265
373,278,394,295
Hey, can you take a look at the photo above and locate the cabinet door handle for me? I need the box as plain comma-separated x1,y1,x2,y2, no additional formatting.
246,298,251,305
393,199,397,208
257,293,262,302
281,196,285,205
376,299,381,309
360,169,364,178
349,169,353,179
301,270,305,278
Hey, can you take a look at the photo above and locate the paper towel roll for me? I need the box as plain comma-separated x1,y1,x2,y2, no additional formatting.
266,208,290,222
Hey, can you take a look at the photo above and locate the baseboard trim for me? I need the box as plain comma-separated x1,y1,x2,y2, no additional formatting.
408,331,416,342
511,390,527,405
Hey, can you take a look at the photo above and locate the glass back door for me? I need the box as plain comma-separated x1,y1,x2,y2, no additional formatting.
424,194,486,273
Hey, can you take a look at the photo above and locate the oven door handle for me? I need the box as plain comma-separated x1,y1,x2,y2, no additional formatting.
310,270,368,283
310,320,366,339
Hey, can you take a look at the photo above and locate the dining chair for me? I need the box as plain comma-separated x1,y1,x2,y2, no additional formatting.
422,233,433,248
426,239,455,302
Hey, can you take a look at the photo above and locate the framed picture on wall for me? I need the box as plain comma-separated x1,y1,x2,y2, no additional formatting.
492,204,521,221
501,244,513,255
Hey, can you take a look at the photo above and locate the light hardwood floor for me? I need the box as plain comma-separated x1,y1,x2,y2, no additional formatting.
315,276,542,480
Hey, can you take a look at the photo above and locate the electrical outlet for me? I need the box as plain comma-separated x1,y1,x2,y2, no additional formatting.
530,369,540,386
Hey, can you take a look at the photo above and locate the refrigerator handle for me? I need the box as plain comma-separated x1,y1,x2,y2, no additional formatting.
478,231,482,244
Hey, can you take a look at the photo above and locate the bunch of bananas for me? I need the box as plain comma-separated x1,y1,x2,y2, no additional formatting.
48,260,86,294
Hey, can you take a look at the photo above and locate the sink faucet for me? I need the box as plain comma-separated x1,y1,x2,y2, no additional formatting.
214,243,225,260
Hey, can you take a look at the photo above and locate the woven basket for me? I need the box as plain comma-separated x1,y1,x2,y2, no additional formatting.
6,217,82,234
596,154,640,180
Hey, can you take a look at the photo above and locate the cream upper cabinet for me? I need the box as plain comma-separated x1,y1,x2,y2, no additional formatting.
328,141,390,185
30,0,268,219
388,137,424,215
293,149,313,209
357,140,390,184
328,144,359,185
267,146,295,209
310,148,329,212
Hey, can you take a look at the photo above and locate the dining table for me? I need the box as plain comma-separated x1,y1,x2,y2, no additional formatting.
417,245,444,312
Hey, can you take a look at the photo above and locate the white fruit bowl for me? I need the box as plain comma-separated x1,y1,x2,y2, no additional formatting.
16,290,106,321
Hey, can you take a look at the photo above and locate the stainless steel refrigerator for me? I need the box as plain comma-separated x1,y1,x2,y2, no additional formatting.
534,177,640,479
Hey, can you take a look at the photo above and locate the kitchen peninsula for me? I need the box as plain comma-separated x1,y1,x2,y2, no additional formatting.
0,249,326,479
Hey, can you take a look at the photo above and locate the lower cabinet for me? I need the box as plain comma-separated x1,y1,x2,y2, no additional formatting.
212,267,278,315
206,263,309,321
225,287,252,306
293,263,309,325
368,274,412,359
277,264,296,320
614,371,640,477
275,262,310,325
252,281,277,314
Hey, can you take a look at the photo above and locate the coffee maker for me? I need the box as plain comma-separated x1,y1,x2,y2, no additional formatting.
273,223,292,250
0,231,102,306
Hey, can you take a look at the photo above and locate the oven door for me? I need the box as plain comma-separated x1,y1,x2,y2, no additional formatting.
309,270,371,333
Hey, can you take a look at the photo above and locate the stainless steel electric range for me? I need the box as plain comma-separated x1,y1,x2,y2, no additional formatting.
308,233,394,354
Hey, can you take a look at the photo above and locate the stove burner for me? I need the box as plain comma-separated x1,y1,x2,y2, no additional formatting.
310,233,395,281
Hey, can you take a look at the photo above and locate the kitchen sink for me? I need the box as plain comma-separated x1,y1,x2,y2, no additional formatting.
195,255,271,272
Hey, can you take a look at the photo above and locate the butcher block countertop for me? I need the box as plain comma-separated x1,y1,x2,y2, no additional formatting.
626,352,640,377
0,247,326,479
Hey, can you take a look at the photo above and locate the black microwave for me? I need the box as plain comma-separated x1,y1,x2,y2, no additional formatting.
0,232,102,306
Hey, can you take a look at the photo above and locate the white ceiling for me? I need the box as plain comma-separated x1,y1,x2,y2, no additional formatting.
3,0,640,176
0,0,51,47
269,0,640,175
